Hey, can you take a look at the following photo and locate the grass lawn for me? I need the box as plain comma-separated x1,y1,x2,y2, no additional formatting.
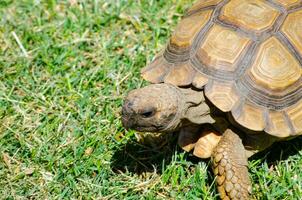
1,0,302,199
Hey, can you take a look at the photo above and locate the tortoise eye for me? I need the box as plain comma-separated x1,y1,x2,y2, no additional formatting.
140,108,156,118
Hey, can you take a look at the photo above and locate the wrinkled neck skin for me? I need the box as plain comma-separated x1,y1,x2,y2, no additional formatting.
162,85,215,133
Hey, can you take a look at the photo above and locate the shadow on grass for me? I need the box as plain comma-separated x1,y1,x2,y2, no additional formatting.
251,136,302,164
111,131,302,175
110,133,179,174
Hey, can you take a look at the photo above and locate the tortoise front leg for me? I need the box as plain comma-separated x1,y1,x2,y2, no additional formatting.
178,126,222,159
212,129,252,200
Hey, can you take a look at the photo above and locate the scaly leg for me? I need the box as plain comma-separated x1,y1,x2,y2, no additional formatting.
212,129,252,200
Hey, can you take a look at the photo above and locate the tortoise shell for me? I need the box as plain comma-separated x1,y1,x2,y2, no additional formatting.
141,0,302,138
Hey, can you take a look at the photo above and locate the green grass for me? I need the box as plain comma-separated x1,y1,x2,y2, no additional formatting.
0,0,302,199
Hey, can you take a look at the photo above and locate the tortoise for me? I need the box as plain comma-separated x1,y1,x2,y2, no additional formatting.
121,0,302,199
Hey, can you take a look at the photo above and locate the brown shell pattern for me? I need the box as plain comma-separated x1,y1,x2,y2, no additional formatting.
141,0,302,137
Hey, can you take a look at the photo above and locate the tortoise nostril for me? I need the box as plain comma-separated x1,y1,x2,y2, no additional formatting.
127,101,134,108
124,102,133,112
122,101,134,114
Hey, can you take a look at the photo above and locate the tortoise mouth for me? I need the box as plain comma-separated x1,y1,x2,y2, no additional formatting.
121,111,168,132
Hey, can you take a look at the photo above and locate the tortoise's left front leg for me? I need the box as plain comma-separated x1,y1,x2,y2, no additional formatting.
212,129,252,200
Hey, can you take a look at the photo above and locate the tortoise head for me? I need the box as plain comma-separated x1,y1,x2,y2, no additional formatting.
122,83,215,133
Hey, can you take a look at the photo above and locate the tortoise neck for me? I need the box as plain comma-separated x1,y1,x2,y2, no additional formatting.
180,87,215,125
